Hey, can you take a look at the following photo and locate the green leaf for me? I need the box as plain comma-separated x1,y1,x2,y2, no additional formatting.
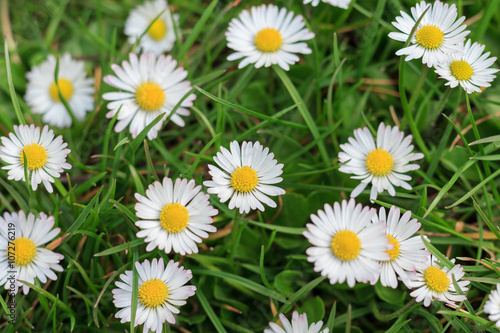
274,270,303,296
300,296,325,323
374,282,405,306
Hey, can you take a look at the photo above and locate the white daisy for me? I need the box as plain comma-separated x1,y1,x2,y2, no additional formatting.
303,199,391,287
372,206,429,289
24,53,95,128
388,1,470,68
102,52,196,140
303,0,351,9
265,311,329,333
226,4,315,70
338,122,424,201
112,258,196,333
435,39,499,94
0,124,71,192
203,141,285,214
404,255,469,307
125,0,178,55
0,211,64,295
484,284,500,328
134,177,218,255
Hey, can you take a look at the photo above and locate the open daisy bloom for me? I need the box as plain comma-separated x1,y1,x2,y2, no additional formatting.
404,255,469,307
226,4,314,70
372,206,429,289
103,52,196,140
134,178,218,255
125,0,178,55
0,124,71,192
303,0,351,9
203,141,285,214
25,53,95,128
0,211,64,295
265,311,329,333
304,199,391,287
338,123,424,201
435,39,499,94
484,284,500,328
112,258,196,333
388,1,469,68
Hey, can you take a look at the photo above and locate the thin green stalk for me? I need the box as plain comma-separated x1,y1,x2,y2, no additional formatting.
371,299,418,322
407,65,428,115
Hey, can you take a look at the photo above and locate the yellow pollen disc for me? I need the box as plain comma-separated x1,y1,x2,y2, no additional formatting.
135,82,166,111
330,230,362,261
160,203,190,233
230,166,259,193
423,266,450,293
49,78,74,102
138,278,169,308
365,148,394,177
19,143,48,170
384,234,401,261
450,60,473,81
12,237,37,266
416,24,444,50
254,28,283,53
148,18,167,41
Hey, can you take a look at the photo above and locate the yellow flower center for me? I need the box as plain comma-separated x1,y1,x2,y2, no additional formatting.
330,230,361,261
450,60,473,81
384,234,401,262
365,148,394,177
416,24,444,50
254,28,283,53
138,278,169,308
148,18,167,41
423,265,450,293
160,203,190,233
49,78,74,102
12,237,37,266
230,166,259,193
135,82,166,112
19,143,48,170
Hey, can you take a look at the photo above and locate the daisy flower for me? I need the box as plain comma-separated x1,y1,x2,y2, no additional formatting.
303,199,391,287
404,255,469,307
203,141,285,214
388,1,469,68
102,52,196,140
0,124,71,192
372,206,429,289
338,122,424,201
303,0,351,9
435,39,499,94
226,4,315,70
112,258,196,333
134,177,218,255
484,284,500,328
0,211,64,295
24,53,94,128
125,0,178,55
265,311,329,333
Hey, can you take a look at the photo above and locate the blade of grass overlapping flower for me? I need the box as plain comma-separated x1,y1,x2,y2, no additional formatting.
54,57,79,129
130,247,139,333
4,38,25,125
195,280,228,333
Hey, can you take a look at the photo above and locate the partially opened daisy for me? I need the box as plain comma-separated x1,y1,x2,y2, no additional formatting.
125,0,178,55
103,52,196,140
303,199,391,287
203,141,285,214
265,311,329,333
435,39,499,94
112,258,196,333
372,206,429,289
25,53,95,127
388,1,469,67
0,124,71,192
226,4,315,70
134,177,217,255
484,284,500,328
0,211,64,295
404,255,469,307
338,122,424,201
303,0,351,9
